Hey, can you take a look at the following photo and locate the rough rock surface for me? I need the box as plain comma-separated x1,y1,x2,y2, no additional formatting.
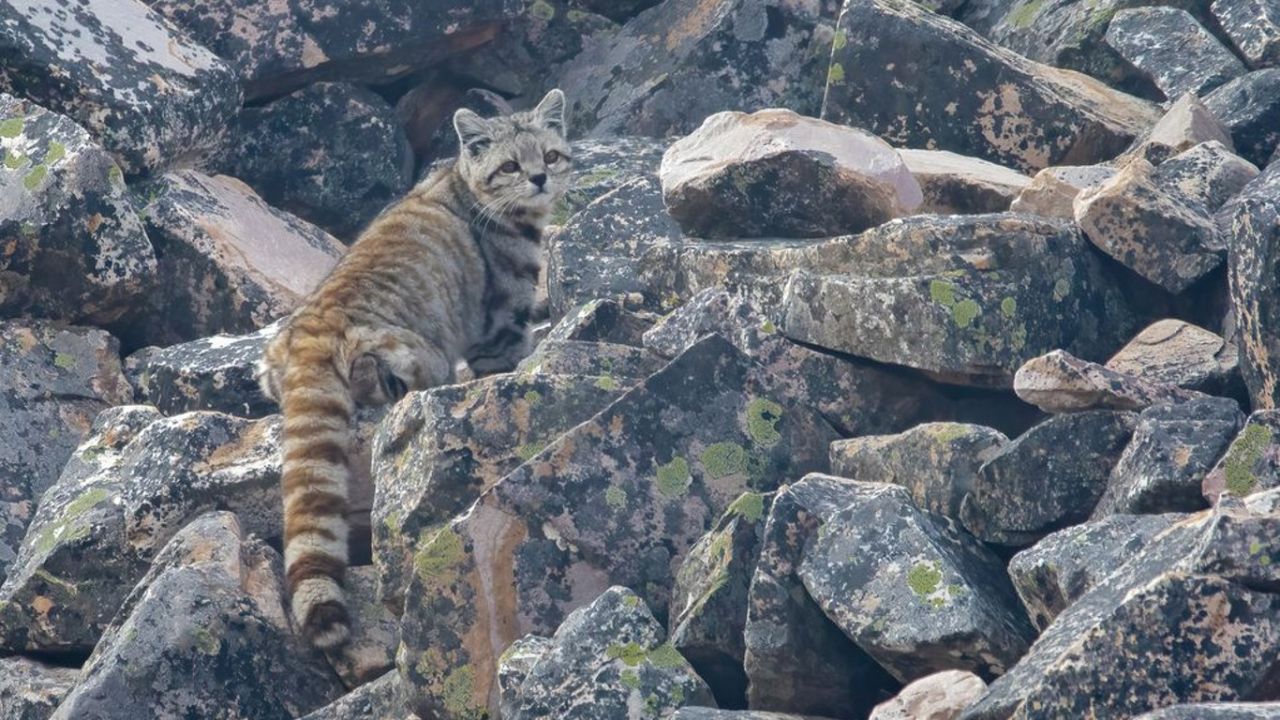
1138,704,1280,719
1126,94,1236,166
1225,164,1280,409
869,671,987,720
0,94,155,324
126,322,279,418
823,0,1159,174
1107,319,1240,395
1014,349,1205,413
1105,8,1246,100
0,656,78,720
1009,165,1115,219
1154,141,1259,217
1203,411,1280,502
550,137,667,226
1211,0,1280,68
660,109,922,238
1204,70,1280,167
325,566,398,689
297,672,402,720
547,298,659,347
898,149,1030,215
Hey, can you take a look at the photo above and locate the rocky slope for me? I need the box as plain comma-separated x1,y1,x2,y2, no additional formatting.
1,0,1279,718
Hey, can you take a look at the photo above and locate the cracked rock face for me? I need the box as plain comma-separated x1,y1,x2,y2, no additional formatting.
1104,8,1245,101
1226,164,1280,410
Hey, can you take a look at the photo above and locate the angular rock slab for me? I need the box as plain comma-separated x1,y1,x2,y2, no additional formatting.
960,410,1137,546
128,170,343,347
1203,411,1280,502
1126,94,1236,167
0,0,240,173
546,298,659,346
1107,319,1240,394
50,512,342,719
514,339,666,381
1009,165,1115,219
556,0,831,138
660,109,922,238
1205,70,1280,167
870,670,987,720
126,322,279,418
799,483,1034,683
324,566,399,689
1093,398,1242,517
0,94,155,324
1225,164,1280,408
1014,349,1205,414
830,423,1008,523
0,656,77,720
1138,704,1280,719
298,671,403,720
1153,141,1259,216
823,0,1159,174
397,336,839,719
549,136,667,227
898,149,1030,215
1105,8,1246,100
500,587,715,719
1212,0,1280,68
1007,513,1182,631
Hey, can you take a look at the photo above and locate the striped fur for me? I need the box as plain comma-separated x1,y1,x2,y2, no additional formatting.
258,90,572,648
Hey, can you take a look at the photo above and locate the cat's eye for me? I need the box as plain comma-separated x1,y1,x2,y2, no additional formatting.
500,160,520,173
544,150,562,165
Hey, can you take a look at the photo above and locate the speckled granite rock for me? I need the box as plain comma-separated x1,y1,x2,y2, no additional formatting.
1204,70,1280,167
397,336,838,718
823,0,1159,174
898,149,1030,215
49,512,342,720
500,587,715,719
799,482,1034,683
221,82,413,240
1009,165,1116,219
1105,8,1245,100
0,95,154,324
1154,141,1259,216
1137,703,1280,719
660,109,922,238
1093,398,1242,517
829,423,1008,522
125,322,279,418
1107,319,1240,395
557,0,832,138
870,671,987,720
0,0,239,173
1203,411,1280,502
1007,513,1182,631
960,411,1137,546
1014,350,1205,414
0,656,78,720
549,137,667,227
125,170,342,348
298,671,403,720
1211,0,1280,68
1224,164,1280,408
1126,94,1236,166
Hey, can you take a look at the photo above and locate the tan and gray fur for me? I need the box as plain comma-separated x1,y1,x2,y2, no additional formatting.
257,90,572,648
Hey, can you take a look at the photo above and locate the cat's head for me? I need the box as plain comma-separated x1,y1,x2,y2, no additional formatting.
453,89,571,219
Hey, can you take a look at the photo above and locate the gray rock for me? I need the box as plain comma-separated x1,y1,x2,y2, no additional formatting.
498,637,553,719
1105,8,1246,100
0,94,155,324
869,671,987,720
550,136,667,227
960,411,1137,546
1138,703,1280,719
1013,349,1206,414
1007,513,1182,631
126,322,279,418
823,0,1159,174
1009,165,1116,219
50,512,342,719
898,149,1030,215
297,671,404,720
798,482,1035,682
545,298,659,346
1204,69,1280,167
660,109,922,238
324,566,398,689
1125,93,1237,166
1106,319,1241,395
125,170,343,348
515,339,666,380
1211,0,1280,69
557,0,832,138
0,656,78,720
1152,141,1260,216
501,587,715,719
829,423,1008,523
672,711,824,719
572,0,662,22
1203,410,1280,502
1224,163,1280,408
0,0,239,173
1093,398,1243,517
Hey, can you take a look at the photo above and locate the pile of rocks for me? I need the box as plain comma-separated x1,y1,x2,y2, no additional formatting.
1,0,1279,718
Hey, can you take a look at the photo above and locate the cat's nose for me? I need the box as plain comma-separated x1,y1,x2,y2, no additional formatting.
530,173,547,189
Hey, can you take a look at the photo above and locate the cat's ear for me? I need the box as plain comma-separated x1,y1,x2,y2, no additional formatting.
532,89,566,136
453,109,492,154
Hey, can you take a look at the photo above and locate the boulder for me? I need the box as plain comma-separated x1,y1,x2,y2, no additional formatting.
298,672,403,720
514,339,666,380
1125,93,1236,166
829,423,1008,522
1211,0,1280,69
1013,349,1205,413
1007,513,1181,631
1138,704,1280,719
499,587,715,719
0,95,155,324
49,512,342,719
1204,70,1280,167
869,671,988,720
0,656,78,720
798,482,1035,682
1009,165,1115,219
897,149,1030,215
125,170,343,348
556,0,832,138
498,636,552,719
822,0,1159,174
1153,141,1259,215
671,711,820,720
549,137,667,227
1104,8,1246,100
324,566,398,689
0,0,239,173
959,411,1137,546
660,109,922,238
1224,164,1280,408
220,82,414,240
1092,398,1242,517
1106,319,1240,395
1203,411,1280,502
125,322,279,418
546,298,659,346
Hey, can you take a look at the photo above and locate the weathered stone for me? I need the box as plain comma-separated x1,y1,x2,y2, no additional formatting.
1074,157,1220,294
830,423,1008,523
870,671,988,720
898,149,1030,215
1009,165,1115,219
1105,8,1246,100
298,671,403,720
1007,513,1182,631
960,411,1137,546
1014,349,1205,414
398,336,839,718
145,0,514,99
671,711,820,720
1204,70,1280,167
546,298,659,346
501,587,715,719
126,322,278,418
1224,163,1280,408
800,482,1034,683
670,491,773,708
1153,141,1260,216
823,0,1159,174
515,339,666,380
325,567,398,689
50,512,342,719
1127,94,1237,166
0,0,239,173
1138,703,1280,719
1093,398,1242,517
550,136,668,227
1107,319,1241,394
1211,0,1280,69
125,170,342,348
0,656,77,720
0,95,154,324
220,83,413,240
660,109,922,238
557,0,832,138
498,636,553,719
1203,411,1280,502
